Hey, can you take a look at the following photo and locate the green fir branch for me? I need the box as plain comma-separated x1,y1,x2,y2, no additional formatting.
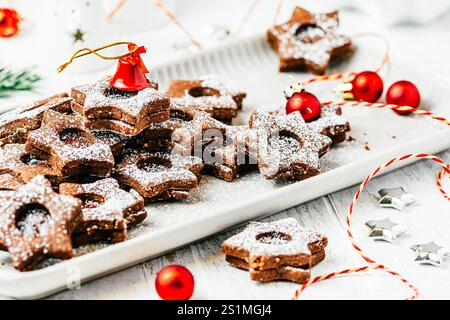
0,66,41,97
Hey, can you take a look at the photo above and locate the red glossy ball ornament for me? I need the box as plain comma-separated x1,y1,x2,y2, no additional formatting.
110,44,150,91
285,91,321,122
386,80,421,115
351,71,384,103
0,8,20,38
155,265,195,300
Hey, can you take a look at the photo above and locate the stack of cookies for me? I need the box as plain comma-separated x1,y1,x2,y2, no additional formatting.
222,218,328,283
71,77,170,136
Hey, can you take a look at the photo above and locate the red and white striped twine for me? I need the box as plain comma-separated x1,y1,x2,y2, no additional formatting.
293,102,450,300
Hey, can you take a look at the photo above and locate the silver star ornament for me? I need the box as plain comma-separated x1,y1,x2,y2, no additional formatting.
378,187,416,211
365,218,407,242
411,242,449,267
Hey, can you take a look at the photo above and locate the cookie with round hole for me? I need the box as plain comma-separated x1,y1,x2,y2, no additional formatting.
113,148,203,200
59,178,147,246
267,7,353,74
25,110,114,177
0,175,82,271
166,76,246,124
221,218,328,271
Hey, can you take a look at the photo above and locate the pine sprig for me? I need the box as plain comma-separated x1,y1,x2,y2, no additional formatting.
0,66,40,96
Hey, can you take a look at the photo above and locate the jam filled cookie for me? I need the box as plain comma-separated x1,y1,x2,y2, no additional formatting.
166,76,247,124
0,93,71,147
72,77,169,136
25,110,114,177
267,7,353,74
222,218,328,282
0,175,81,271
59,178,147,246
114,148,203,200
0,144,61,185
249,110,331,180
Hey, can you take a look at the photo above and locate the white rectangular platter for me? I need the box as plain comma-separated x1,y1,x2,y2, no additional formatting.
0,34,449,299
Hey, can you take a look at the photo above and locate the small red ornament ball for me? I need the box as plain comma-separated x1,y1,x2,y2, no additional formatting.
0,8,20,38
351,71,384,103
155,265,195,300
386,80,421,115
285,91,321,122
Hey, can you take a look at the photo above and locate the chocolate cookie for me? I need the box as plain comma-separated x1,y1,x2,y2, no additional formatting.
225,249,325,283
114,148,203,200
0,175,81,271
0,144,61,185
0,93,72,147
202,126,258,181
136,101,226,155
222,218,328,282
166,76,246,124
72,77,165,123
267,7,353,74
25,110,114,177
59,178,147,246
249,110,331,180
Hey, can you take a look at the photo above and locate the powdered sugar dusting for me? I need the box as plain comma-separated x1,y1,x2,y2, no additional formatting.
223,218,324,256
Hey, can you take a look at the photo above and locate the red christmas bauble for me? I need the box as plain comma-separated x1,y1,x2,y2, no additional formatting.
386,80,421,115
0,8,20,38
285,91,321,122
351,71,384,103
155,265,195,300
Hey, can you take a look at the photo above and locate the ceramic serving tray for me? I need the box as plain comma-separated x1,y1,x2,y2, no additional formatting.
0,34,449,299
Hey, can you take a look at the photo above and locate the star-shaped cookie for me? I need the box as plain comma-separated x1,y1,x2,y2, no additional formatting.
113,148,204,200
59,178,147,246
166,76,247,124
25,110,114,177
222,218,328,272
249,110,331,180
0,175,82,271
0,144,60,185
267,7,353,74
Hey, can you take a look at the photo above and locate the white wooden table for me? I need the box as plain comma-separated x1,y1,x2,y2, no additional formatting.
1,0,449,300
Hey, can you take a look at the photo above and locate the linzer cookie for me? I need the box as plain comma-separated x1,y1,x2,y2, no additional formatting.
25,110,114,177
59,178,147,246
0,175,81,271
166,76,247,124
203,126,258,182
272,105,351,144
225,249,325,283
71,77,169,136
222,218,327,282
249,110,331,180
0,144,61,185
136,102,226,155
267,7,353,74
114,148,203,200
0,93,72,147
